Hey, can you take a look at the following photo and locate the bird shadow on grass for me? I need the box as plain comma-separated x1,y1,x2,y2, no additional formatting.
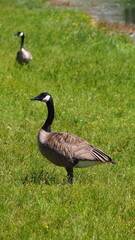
22,169,65,185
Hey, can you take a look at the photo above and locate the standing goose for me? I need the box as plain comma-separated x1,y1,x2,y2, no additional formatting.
15,31,32,64
31,92,117,184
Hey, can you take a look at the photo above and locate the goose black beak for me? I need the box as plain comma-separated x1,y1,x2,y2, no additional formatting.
31,96,40,101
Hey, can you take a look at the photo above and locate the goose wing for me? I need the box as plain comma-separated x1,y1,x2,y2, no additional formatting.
47,132,114,164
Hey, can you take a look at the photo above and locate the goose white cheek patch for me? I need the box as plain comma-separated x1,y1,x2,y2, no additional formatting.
20,32,24,36
42,95,51,102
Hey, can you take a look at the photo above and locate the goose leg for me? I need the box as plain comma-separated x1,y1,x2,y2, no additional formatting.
66,167,73,184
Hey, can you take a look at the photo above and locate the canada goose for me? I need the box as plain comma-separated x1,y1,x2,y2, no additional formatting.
15,31,32,64
31,92,117,184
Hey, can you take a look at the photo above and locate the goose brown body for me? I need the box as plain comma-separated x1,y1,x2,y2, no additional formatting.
31,92,117,183
16,48,32,64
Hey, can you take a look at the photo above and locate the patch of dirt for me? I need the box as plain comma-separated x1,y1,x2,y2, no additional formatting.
49,0,81,7
96,21,135,35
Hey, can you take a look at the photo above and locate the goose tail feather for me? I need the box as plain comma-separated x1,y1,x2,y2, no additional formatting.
110,159,117,164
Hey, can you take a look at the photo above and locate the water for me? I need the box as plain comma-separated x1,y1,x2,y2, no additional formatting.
59,0,135,25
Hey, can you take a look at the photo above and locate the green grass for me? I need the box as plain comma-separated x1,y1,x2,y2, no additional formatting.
1,0,135,239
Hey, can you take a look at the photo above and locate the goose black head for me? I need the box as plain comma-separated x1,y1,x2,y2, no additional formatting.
15,31,24,37
31,92,52,103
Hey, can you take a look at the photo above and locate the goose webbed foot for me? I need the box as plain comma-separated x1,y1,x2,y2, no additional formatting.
66,167,73,184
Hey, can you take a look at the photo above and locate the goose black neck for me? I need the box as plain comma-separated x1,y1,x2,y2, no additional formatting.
21,35,24,49
42,99,54,132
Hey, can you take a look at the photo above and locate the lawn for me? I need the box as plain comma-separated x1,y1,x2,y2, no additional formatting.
0,0,135,239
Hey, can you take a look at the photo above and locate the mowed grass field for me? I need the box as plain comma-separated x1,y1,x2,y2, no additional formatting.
1,0,135,239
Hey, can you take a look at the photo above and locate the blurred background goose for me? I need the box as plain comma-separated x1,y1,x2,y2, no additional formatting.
31,92,117,184
15,31,32,64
